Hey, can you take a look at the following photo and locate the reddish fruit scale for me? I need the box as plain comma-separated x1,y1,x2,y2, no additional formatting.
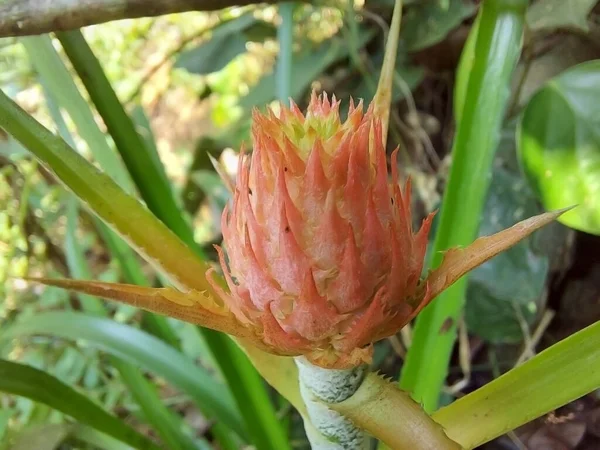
212,92,435,368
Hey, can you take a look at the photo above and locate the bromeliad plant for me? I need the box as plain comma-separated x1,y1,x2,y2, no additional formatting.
1,0,600,449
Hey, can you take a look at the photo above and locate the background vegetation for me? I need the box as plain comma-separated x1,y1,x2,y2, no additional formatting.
1,0,599,448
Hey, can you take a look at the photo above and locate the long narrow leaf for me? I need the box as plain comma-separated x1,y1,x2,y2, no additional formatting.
0,359,162,450
56,30,290,450
29,41,184,348
56,30,197,251
21,35,134,193
433,320,600,448
66,203,202,450
43,74,196,449
0,311,246,438
400,0,528,412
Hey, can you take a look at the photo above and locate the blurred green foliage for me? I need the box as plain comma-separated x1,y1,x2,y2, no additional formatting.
0,0,599,448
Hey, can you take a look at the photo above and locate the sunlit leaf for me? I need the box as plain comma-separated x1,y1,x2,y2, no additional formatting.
434,320,600,448
518,60,600,235
427,208,568,300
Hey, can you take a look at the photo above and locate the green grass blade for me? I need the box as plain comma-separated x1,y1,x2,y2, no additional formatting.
276,3,294,103
70,426,135,450
21,36,134,193
0,359,162,450
202,331,291,449
66,201,201,450
33,43,184,348
0,82,290,450
433,320,600,448
0,311,246,438
56,30,197,251
55,29,290,450
399,0,527,412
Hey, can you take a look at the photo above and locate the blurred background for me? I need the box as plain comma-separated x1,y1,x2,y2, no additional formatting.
1,0,600,449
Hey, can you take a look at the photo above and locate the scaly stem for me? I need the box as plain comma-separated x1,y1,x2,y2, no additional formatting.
295,357,370,449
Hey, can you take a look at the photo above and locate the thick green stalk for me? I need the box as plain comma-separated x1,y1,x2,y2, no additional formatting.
400,0,527,412
295,357,370,449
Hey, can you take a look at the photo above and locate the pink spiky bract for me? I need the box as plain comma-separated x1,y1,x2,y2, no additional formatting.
212,91,435,368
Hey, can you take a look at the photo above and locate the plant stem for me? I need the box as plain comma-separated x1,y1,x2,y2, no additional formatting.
399,0,528,412
295,357,369,449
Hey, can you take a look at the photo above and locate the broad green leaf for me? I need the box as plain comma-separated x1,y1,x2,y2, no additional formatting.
465,168,550,343
526,0,597,33
0,311,246,438
175,13,275,75
518,60,600,235
400,0,528,412
0,359,161,450
434,319,600,448
402,0,476,51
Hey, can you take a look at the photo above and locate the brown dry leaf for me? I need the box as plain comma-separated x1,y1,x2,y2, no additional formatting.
22,277,262,344
427,208,572,300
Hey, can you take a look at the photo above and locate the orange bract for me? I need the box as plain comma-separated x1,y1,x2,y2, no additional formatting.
209,92,435,368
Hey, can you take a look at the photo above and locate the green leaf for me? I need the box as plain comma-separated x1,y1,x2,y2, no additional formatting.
175,13,275,75
55,30,290,450
21,35,134,193
0,359,161,450
400,0,527,412
0,311,246,438
526,0,597,32
70,426,135,450
465,168,550,343
191,170,230,210
176,35,247,75
518,60,600,235
0,87,214,294
182,137,226,215
402,0,476,51
56,30,199,252
434,319,600,448
352,47,425,105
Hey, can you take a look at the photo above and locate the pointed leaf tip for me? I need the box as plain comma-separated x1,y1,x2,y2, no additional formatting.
21,277,259,342
426,208,568,300
208,152,235,194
